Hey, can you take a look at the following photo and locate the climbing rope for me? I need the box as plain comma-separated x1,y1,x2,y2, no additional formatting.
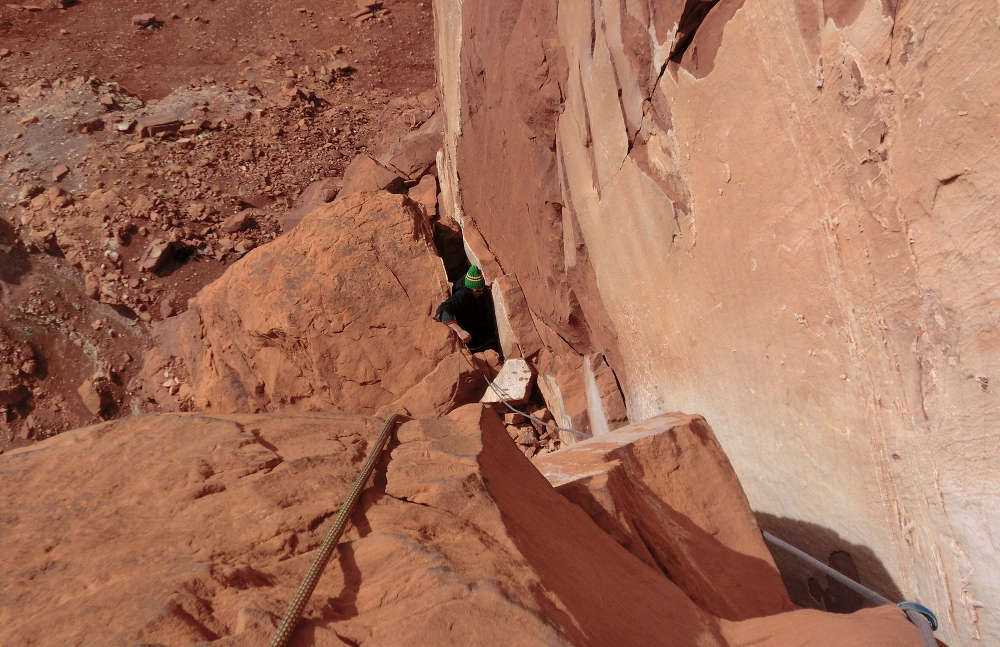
268,413,405,647
456,349,592,439
762,531,938,646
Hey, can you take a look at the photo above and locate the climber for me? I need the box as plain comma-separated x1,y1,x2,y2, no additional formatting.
435,265,498,352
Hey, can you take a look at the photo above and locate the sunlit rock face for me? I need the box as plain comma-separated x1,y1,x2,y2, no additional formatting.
434,0,1000,643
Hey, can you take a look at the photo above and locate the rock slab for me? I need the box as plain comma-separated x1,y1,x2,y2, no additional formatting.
534,412,794,621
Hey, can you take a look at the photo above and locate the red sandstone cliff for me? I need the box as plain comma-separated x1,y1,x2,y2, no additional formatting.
432,0,997,643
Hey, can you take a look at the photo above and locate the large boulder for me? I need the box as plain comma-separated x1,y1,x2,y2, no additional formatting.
139,191,459,414
533,412,794,621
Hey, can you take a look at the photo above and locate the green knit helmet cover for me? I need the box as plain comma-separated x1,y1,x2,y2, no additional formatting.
464,265,485,289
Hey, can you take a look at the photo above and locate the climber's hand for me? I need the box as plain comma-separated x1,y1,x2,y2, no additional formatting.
457,329,472,343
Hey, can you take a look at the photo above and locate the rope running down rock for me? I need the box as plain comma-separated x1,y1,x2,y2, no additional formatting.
762,531,938,647
268,413,405,647
459,350,592,439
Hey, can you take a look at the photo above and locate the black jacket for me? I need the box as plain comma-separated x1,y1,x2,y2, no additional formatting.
436,279,496,348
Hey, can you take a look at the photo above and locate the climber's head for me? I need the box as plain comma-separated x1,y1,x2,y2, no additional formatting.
464,265,486,293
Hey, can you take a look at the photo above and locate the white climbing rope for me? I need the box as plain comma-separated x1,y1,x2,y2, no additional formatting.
762,531,938,646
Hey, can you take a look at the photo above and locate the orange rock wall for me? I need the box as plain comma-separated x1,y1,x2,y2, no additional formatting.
434,0,1000,643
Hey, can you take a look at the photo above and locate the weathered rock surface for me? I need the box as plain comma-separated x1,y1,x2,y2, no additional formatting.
139,191,458,414
534,412,793,621
434,0,997,642
0,405,922,646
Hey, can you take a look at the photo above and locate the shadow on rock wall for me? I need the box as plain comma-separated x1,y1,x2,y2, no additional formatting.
756,513,905,613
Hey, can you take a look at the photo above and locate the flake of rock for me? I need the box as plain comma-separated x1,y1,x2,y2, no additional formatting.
504,411,527,425
19,115,38,126
518,428,539,446
99,95,116,108
116,119,137,133
338,154,404,197
408,174,437,216
51,164,70,182
138,113,182,138
76,379,109,416
77,117,105,133
19,184,43,201
20,359,36,376
132,13,156,27
0,377,28,407
130,194,154,217
160,294,176,319
84,273,100,299
125,142,147,154
220,212,250,234
234,239,256,254
279,178,342,232
140,239,173,271
85,188,121,211
328,59,354,76
481,358,535,406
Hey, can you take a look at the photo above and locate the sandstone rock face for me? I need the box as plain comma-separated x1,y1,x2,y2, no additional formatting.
720,605,923,647
0,407,691,646
534,412,794,621
434,0,999,642
0,406,922,647
140,191,458,414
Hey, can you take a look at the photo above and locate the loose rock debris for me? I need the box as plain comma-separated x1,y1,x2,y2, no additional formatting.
0,0,437,448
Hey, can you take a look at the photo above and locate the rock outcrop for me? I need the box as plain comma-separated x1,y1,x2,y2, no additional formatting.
0,406,923,646
433,0,999,642
139,191,458,414
533,413,794,621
